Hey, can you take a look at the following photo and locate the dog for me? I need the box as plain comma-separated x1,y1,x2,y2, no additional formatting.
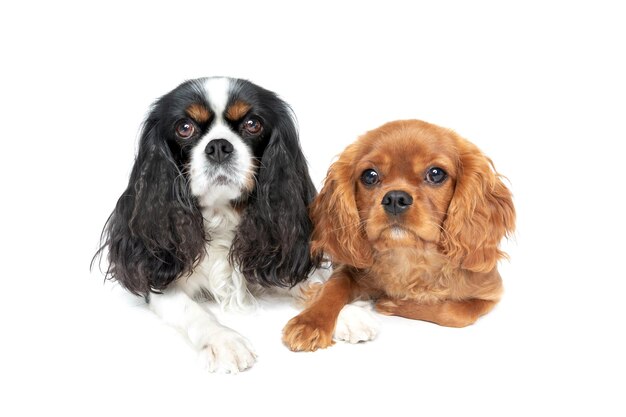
95,77,319,372
282,119,516,351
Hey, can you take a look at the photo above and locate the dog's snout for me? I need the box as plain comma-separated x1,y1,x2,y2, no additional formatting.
382,190,413,215
205,139,234,163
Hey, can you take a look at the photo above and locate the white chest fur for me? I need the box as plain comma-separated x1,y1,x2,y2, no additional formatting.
171,205,256,310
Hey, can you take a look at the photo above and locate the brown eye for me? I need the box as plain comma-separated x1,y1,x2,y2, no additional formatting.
175,119,196,139
361,169,380,186
243,117,263,134
425,167,447,184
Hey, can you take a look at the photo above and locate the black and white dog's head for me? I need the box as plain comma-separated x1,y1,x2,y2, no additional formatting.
96,77,319,296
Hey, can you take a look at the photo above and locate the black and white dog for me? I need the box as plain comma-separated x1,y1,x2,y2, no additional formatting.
96,77,320,372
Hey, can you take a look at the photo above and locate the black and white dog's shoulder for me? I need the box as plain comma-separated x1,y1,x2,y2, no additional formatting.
96,77,319,373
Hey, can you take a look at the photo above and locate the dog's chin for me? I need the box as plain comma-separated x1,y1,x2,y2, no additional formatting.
370,223,437,251
384,225,417,241
368,224,413,248
214,174,234,186
193,174,249,208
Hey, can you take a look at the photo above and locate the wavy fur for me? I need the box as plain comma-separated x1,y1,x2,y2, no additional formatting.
94,77,318,297
95,115,206,296
309,146,373,269
440,141,516,272
229,88,319,287
283,120,517,352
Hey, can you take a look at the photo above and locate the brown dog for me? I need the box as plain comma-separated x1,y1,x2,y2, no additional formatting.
283,120,516,351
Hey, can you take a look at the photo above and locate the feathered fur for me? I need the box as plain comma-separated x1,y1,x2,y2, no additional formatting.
93,77,319,373
283,119,516,352
96,115,206,296
94,77,319,297
230,98,320,287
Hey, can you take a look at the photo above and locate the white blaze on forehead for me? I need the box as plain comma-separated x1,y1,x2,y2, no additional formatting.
203,77,231,118
188,77,254,208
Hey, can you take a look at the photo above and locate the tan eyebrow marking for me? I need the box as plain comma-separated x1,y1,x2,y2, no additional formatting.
185,103,211,123
225,100,252,121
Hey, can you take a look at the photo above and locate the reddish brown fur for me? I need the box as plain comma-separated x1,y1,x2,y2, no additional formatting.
282,268,356,351
185,103,211,124
376,297,497,327
225,100,251,121
283,120,515,351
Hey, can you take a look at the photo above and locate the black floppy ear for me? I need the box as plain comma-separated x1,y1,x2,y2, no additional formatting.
231,115,319,287
94,118,205,296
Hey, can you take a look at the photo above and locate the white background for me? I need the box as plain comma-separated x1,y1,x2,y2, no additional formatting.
1,1,625,416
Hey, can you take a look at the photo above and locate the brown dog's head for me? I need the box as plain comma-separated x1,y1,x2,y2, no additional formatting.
310,120,515,272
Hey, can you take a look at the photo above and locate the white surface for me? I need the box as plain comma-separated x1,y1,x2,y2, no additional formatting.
1,1,624,416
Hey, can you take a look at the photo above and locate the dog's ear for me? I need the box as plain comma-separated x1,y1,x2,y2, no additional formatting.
441,141,515,272
231,111,319,287
310,146,373,269
94,116,205,296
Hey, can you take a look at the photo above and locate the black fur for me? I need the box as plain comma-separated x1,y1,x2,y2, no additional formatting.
94,77,319,296
94,99,206,296
230,88,320,287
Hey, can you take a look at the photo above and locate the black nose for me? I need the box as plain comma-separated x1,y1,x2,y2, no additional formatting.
205,139,234,163
381,190,413,215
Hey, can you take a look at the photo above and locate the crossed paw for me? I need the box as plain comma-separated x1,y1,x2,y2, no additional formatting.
283,303,380,352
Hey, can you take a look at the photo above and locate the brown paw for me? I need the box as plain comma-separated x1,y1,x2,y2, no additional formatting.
282,313,334,352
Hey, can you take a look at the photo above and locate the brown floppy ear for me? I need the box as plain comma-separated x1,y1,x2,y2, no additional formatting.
310,154,373,269
442,142,516,272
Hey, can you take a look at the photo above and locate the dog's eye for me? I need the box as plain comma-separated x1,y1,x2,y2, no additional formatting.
361,169,380,186
243,117,263,134
425,167,447,184
175,119,196,139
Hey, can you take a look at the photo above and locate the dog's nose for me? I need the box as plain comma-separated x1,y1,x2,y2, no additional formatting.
205,139,234,163
382,190,413,215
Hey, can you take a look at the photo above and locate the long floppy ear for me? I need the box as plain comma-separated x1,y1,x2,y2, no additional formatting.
442,142,516,272
309,148,373,269
231,114,319,287
94,118,205,296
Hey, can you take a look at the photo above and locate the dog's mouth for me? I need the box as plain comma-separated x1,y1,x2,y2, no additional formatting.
389,225,413,239
214,174,234,185
375,224,417,241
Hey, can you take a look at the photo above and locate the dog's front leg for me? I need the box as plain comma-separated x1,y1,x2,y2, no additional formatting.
149,286,257,373
282,268,356,351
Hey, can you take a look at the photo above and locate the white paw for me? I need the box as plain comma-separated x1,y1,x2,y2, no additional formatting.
198,329,257,374
334,302,380,344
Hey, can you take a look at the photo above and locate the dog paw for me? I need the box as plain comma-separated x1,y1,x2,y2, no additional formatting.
198,329,257,374
335,303,380,343
282,313,334,352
